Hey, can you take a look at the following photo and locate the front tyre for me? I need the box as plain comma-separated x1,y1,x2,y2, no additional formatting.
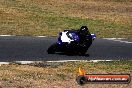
47,43,58,54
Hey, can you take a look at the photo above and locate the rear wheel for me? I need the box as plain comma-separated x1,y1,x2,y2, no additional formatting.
47,43,58,54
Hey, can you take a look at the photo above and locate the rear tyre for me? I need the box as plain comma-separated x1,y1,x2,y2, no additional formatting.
47,43,58,54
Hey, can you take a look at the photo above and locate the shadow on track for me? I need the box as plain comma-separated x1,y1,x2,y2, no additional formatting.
50,52,90,57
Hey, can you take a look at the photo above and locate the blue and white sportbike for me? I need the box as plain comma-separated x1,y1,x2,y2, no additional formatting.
47,26,96,55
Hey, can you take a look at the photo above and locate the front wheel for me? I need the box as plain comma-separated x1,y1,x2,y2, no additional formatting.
47,43,58,54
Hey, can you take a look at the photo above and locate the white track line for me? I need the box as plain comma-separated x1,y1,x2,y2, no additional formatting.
37,36,46,37
0,35,13,36
112,40,132,44
0,62,9,64
103,38,132,44
0,35,47,37
89,60,113,62
1,60,132,65
103,38,125,40
0,60,114,65
46,60,88,62
47,60,132,62
15,61,34,64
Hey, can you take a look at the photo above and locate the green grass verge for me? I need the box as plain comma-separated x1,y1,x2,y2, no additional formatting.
0,0,132,38
0,61,131,82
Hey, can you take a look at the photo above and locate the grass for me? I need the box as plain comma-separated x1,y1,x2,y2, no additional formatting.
0,61,132,81
0,0,132,38
0,61,131,87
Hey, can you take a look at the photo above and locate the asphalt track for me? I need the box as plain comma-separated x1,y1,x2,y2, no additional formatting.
0,36,132,62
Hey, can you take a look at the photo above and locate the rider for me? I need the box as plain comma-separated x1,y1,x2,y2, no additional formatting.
77,26,92,48
69,26,92,50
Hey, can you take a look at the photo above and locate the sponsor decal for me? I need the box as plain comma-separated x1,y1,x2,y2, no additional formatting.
76,67,131,85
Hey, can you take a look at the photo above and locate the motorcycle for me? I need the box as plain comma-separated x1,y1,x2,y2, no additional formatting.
47,27,96,55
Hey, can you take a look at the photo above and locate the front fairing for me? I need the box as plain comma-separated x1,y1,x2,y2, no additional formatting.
66,32,79,42
57,31,79,44
91,34,96,40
